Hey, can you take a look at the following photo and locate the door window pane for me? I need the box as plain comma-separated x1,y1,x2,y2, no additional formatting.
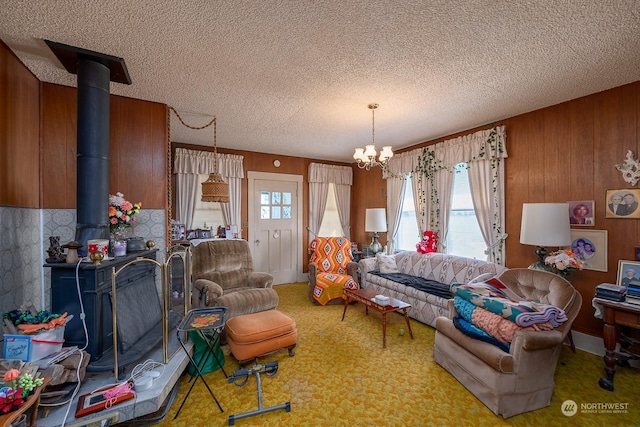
261,206,270,219
283,192,291,204
272,206,282,219
272,192,281,205
261,192,270,205
282,206,292,219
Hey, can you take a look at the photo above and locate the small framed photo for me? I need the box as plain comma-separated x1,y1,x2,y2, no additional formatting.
198,229,212,239
635,247,640,262
568,200,594,226
616,260,640,287
171,223,186,240
186,229,198,240
569,229,608,272
605,189,640,218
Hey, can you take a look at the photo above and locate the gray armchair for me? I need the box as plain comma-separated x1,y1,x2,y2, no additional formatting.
191,239,279,319
433,268,582,418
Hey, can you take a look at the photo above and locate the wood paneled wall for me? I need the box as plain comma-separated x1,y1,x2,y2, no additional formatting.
41,83,168,209
0,41,40,208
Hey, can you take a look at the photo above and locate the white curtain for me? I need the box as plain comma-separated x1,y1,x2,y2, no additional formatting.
175,173,199,230
385,126,508,263
308,163,353,240
174,148,244,230
386,175,406,254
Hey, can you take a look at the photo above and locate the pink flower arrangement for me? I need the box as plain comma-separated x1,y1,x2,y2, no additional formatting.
109,192,142,231
544,249,584,277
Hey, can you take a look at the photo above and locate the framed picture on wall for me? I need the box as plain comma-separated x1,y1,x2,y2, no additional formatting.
616,260,640,287
635,247,640,262
567,200,594,226
569,229,608,272
605,189,640,218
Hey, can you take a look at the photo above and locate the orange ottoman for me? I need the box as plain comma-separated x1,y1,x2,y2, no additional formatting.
225,310,298,364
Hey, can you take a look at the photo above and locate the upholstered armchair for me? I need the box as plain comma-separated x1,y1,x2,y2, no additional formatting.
308,237,359,305
191,239,279,319
433,268,582,418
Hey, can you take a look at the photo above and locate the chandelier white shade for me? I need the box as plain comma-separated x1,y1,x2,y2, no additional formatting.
354,103,393,170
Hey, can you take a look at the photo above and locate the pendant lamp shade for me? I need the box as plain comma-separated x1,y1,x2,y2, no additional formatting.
201,117,230,202
201,172,230,203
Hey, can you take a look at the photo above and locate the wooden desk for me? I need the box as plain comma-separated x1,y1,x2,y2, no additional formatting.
593,298,640,391
0,377,51,427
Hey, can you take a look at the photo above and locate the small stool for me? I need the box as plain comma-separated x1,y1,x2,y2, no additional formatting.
226,310,297,364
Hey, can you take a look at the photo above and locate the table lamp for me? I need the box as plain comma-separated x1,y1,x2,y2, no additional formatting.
520,203,572,270
365,208,387,254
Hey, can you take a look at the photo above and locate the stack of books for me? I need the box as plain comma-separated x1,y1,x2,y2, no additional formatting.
626,282,640,305
596,283,627,302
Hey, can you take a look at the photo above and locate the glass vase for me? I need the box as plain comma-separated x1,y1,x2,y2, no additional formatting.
110,224,132,256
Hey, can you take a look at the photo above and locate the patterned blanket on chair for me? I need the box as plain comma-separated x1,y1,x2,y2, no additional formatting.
451,278,568,327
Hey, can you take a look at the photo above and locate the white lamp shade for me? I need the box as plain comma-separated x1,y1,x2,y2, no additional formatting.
353,148,364,160
365,208,387,232
520,203,571,247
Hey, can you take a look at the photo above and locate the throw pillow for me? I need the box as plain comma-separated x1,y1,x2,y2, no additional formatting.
376,253,399,273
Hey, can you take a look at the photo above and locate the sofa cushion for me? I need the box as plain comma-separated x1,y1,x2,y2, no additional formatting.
376,253,399,273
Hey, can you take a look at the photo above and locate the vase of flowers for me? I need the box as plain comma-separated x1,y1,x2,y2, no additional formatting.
544,249,584,278
108,192,142,255
109,192,142,234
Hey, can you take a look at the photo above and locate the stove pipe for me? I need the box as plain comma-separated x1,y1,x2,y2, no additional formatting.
75,58,111,252
45,41,131,255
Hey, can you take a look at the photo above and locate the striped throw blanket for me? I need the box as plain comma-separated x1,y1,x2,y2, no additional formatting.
451,278,568,327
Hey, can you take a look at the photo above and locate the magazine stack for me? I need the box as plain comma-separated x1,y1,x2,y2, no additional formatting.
595,283,627,302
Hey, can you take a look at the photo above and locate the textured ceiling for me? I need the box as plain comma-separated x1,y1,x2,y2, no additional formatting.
2,1,640,162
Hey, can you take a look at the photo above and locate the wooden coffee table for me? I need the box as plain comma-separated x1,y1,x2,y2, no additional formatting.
341,288,414,348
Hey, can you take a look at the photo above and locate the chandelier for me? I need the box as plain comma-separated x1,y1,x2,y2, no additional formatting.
201,117,230,202
353,103,393,170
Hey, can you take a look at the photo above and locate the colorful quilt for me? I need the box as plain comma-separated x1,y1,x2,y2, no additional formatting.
451,278,567,327
309,237,358,305
454,297,553,344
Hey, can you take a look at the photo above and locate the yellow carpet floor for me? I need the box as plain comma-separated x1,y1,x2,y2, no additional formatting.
156,282,640,427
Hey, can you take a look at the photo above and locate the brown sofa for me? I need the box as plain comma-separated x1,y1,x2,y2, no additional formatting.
191,239,279,319
433,268,582,418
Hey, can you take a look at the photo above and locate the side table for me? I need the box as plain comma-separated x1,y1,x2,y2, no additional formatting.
593,297,640,391
173,307,228,419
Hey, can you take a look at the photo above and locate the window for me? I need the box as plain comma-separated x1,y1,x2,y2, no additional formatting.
192,173,225,230
318,183,344,237
260,190,292,220
395,177,420,251
446,164,485,259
